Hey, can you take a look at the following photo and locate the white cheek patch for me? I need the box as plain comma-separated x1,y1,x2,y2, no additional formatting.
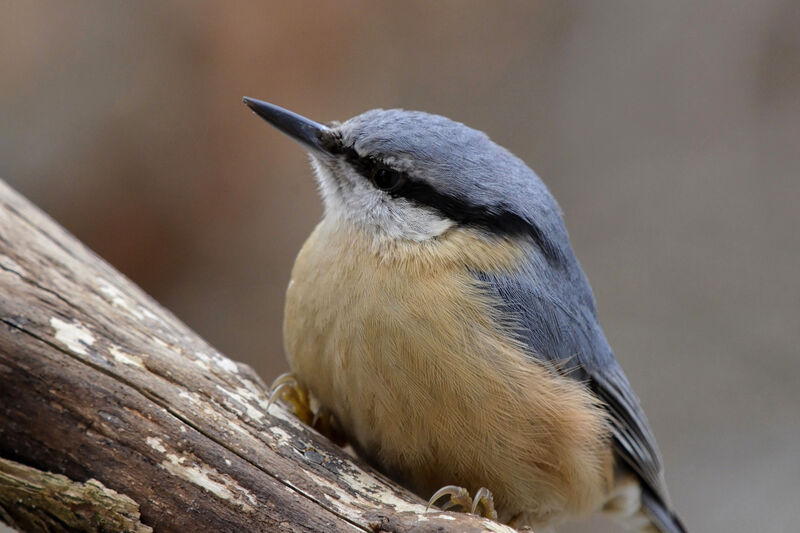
309,156,454,242
383,199,454,241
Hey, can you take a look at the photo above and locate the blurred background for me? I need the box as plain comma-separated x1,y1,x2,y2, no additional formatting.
1,2,798,531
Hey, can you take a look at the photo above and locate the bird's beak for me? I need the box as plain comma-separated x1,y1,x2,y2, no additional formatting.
242,97,334,155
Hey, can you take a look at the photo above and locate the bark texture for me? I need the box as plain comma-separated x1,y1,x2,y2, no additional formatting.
0,457,150,532
0,180,512,533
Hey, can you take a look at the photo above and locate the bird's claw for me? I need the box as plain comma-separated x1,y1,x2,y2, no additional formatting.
471,486,497,519
427,485,473,512
268,372,313,425
267,372,347,446
426,485,498,520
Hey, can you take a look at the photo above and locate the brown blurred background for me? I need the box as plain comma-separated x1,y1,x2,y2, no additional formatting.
2,2,798,532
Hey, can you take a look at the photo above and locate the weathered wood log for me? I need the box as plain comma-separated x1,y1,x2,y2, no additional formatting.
0,180,513,532
0,457,150,532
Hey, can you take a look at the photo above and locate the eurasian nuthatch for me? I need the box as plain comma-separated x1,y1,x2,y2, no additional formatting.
244,97,685,533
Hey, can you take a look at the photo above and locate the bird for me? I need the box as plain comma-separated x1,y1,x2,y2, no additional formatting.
243,96,686,533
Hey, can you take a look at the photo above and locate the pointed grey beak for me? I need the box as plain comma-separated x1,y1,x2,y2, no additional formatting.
243,97,333,155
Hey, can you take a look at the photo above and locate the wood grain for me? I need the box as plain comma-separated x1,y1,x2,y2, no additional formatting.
0,457,151,532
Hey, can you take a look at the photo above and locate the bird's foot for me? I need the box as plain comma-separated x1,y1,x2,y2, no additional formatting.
267,372,347,446
268,372,313,424
426,485,498,521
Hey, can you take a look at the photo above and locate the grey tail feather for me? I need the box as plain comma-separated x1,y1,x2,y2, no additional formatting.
641,485,687,533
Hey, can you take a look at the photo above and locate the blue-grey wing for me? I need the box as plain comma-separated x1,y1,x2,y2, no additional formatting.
475,267,670,504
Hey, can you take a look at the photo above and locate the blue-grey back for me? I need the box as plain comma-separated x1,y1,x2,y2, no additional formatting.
476,237,670,506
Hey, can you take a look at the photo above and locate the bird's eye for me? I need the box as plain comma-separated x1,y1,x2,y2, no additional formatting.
370,166,405,193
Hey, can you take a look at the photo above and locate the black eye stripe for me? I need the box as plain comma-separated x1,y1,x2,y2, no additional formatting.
371,166,406,192
337,143,563,264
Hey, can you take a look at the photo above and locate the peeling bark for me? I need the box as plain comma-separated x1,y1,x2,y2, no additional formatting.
0,457,151,532
0,180,513,533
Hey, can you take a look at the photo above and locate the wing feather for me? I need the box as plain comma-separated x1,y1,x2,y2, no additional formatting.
475,268,671,504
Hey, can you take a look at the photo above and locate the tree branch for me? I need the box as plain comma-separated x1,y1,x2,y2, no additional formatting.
0,180,512,533
0,457,151,532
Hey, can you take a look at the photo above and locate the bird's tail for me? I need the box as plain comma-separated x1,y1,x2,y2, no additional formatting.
639,485,686,533
604,479,686,533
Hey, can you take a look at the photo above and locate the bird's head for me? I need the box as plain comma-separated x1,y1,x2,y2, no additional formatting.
244,97,568,264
